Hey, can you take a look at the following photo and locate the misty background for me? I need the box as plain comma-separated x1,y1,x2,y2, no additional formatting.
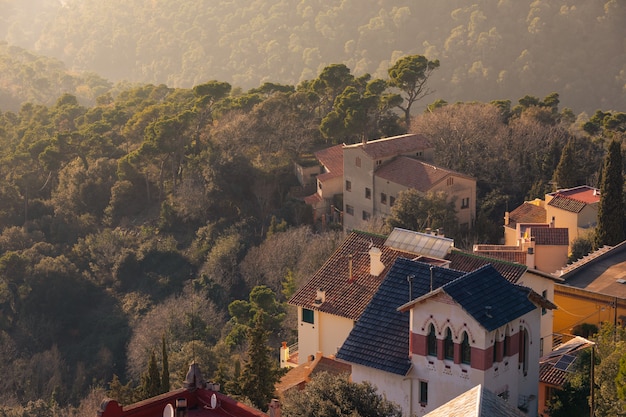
0,0,624,114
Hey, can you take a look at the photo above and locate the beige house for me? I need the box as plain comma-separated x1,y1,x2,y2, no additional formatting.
343,134,476,232
505,186,600,253
301,144,344,223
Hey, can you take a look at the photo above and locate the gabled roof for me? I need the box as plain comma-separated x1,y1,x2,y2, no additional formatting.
548,185,601,204
288,230,410,320
343,133,433,159
547,194,588,213
445,249,527,284
400,265,540,332
424,384,526,417
530,227,569,245
336,258,464,375
314,144,343,183
507,202,547,228
540,336,594,387
375,157,473,192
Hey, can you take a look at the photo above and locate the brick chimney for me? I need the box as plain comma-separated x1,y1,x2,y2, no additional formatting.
269,399,281,417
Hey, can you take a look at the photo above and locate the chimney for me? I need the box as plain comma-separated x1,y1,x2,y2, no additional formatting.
269,399,281,417
504,211,510,226
315,288,326,304
348,254,354,283
550,216,555,228
369,247,385,276
175,398,188,417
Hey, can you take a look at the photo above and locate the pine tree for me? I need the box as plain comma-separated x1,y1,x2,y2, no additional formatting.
595,139,625,248
161,334,170,392
141,350,162,399
552,139,579,189
240,311,280,410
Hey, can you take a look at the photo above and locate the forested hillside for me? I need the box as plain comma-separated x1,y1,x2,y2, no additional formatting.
1,0,625,113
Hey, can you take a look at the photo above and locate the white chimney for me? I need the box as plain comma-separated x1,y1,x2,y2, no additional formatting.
504,211,510,226
369,247,385,276
269,399,281,417
315,288,326,304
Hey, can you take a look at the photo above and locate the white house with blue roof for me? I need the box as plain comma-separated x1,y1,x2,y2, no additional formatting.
336,259,553,417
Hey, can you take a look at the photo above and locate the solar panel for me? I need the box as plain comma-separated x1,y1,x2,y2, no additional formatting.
554,354,576,371
385,228,453,259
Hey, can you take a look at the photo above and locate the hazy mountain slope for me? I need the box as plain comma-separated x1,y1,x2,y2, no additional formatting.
2,0,625,113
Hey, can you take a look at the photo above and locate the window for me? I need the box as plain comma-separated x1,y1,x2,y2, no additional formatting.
542,290,547,315
346,205,354,216
376,159,382,166
302,308,314,324
519,327,529,375
493,331,499,363
461,332,471,364
419,381,428,405
503,330,509,358
427,324,437,357
461,197,470,209
416,151,423,157
318,181,322,190
540,337,544,357
365,187,371,199
380,192,387,205
362,211,371,221
355,157,361,167
444,328,454,360
389,196,396,207
447,177,454,186
345,180,352,192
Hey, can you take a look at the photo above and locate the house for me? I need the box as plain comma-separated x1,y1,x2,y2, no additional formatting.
504,186,600,253
97,363,269,417
336,259,554,417
538,336,594,417
275,352,351,397
446,250,562,355
301,144,344,223
424,384,526,417
286,227,454,367
551,240,626,336
343,134,475,232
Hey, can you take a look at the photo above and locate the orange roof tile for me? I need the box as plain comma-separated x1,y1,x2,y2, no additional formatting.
344,133,432,159
314,144,343,182
507,203,547,228
531,227,569,246
375,157,470,192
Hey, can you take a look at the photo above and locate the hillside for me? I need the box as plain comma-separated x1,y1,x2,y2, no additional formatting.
1,0,625,114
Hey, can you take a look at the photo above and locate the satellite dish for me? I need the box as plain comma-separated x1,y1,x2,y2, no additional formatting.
210,393,217,409
163,403,174,417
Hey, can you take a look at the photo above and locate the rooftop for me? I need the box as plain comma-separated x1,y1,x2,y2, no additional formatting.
314,144,343,183
424,384,526,417
548,185,601,204
343,133,433,159
506,201,547,229
445,249,527,284
540,336,594,387
375,157,472,192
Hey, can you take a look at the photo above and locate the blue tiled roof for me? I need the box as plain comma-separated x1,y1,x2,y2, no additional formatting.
336,258,464,376
442,264,537,332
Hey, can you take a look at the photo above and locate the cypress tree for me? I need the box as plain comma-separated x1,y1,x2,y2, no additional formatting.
595,139,625,248
240,311,280,410
141,350,162,398
552,139,579,189
161,334,170,392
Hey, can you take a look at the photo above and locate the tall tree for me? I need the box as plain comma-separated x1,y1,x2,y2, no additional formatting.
387,54,440,129
594,140,624,248
552,139,580,189
239,311,280,411
161,334,170,392
141,350,162,399
386,189,457,234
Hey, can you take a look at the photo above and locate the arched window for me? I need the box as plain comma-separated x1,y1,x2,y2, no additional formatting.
519,327,529,375
503,327,509,358
444,328,454,360
461,332,471,364
427,324,437,357
493,331,499,363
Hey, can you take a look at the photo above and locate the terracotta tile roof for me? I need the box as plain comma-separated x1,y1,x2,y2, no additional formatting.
472,249,527,265
530,227,569,246
314,144,343,182
425,384,526,417
288,230,413,320
303,192,322,205
344,133,433,159
540,336,594,387
276,355,351,394
375,157,471,192
446,250,527,283
507,202,546,228
547,194,587,213
549,185,601,204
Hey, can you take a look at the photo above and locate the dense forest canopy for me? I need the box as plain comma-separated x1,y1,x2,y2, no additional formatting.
0,1,624,416
0,0,625,113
